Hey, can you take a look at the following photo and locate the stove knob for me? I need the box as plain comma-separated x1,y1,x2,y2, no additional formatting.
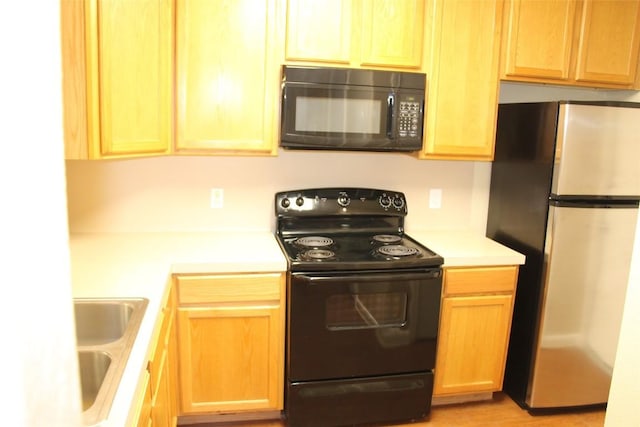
296,197,305,207
281,198,291,209
337,194,351,207
392,196,405,209
379,195,392,208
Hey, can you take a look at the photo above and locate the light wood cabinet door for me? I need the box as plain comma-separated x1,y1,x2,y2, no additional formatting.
175,273,285,415
421,0,503,160
434,294,514,396
133,372,152,427
167,292,179,423
149,287,177,426
285,0,425,70
501,0,640,88
175,0,281,155
151,345,171,426
285,0,353,64
61,0,173,159
574,0,640,86
433,266,518,397
177,304,284,413
359,0,425,68
501,0,577,81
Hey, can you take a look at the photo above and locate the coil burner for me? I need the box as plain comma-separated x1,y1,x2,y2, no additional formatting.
372,234,402,244
377,244,420,258
301,249,336,261
295,236,334,248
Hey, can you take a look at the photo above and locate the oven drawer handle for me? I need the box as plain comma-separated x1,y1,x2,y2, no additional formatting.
298,377,426,398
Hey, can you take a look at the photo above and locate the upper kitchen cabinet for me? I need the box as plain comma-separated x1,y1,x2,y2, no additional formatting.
175,0,282,155
61,0,173,159
284,0,426,70
420,0,503,160
501,0,640,89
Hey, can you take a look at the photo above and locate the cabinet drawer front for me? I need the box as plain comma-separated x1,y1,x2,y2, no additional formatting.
444,266,518,295
177,273,283,304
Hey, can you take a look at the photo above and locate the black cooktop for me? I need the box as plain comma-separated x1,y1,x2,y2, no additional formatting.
274,188,443,272
277,232,443,271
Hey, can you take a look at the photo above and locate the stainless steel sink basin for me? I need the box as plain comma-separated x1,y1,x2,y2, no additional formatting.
75,300,136,345
78,351,112,411
74,298,148,426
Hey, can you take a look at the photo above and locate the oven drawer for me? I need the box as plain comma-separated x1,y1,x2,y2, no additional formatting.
177,273,282,304
286,372,433,427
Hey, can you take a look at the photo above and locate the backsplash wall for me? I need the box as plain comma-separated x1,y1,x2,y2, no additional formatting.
66,152,489,233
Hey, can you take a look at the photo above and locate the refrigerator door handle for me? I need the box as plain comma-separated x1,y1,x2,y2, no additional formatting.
549,198,640,208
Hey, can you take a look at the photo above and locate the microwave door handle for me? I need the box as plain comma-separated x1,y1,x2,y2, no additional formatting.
386,94,394,138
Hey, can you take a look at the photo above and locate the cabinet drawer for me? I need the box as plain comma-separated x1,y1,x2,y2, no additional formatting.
444,266,518,296
177,273,283,304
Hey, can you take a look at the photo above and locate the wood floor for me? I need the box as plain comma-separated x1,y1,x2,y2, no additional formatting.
194,393,605,426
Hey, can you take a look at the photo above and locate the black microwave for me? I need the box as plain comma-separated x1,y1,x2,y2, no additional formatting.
280,66,426,152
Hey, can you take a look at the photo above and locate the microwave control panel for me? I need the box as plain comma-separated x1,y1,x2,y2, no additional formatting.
398,100,421,138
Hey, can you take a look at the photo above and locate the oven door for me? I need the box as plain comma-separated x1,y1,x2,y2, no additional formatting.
287,268,442,381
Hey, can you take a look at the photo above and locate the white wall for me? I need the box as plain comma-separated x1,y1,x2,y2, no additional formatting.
603,92,640,427
0,2,81,426
605,213,640,426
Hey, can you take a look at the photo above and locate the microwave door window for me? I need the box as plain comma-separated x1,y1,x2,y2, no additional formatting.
295,97,382,134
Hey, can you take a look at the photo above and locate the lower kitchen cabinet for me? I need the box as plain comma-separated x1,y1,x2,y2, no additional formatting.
133,372,152,427
135,284,177,427
175,273,285,415
433,266,518,397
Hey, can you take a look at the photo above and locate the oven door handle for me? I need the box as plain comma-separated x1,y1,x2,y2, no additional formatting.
293,269,441,285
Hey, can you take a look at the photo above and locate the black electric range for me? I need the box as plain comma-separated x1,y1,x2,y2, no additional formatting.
274,188,444,427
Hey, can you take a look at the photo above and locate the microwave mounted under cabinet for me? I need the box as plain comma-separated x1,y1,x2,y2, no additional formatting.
280,66,426,152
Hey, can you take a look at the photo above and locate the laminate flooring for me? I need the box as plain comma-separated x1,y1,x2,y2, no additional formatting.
189,392,605,427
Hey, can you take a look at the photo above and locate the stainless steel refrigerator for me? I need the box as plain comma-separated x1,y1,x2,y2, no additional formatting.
486,101,640,412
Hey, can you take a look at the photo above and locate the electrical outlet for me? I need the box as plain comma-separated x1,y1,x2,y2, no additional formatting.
429,189,442,209
210,188,224,209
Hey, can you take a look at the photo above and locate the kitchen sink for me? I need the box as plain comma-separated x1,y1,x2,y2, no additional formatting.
74,298,148,426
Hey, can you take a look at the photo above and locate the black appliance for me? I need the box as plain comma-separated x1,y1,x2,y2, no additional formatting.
280,66,426,152
486,101,640,411
275,188,443,427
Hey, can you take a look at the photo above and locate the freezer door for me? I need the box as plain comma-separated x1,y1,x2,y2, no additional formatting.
552,103,640,197
527,204,638,408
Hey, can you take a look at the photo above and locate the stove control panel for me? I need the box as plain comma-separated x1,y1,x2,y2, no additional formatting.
275,188,408,217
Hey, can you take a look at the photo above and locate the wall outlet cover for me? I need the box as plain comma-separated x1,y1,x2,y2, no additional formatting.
210,188,224,209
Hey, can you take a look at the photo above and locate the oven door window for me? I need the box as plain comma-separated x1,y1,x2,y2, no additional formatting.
326,292,407,330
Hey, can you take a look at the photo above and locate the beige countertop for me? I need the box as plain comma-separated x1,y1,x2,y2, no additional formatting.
68,230,524,426
408,230,526,267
